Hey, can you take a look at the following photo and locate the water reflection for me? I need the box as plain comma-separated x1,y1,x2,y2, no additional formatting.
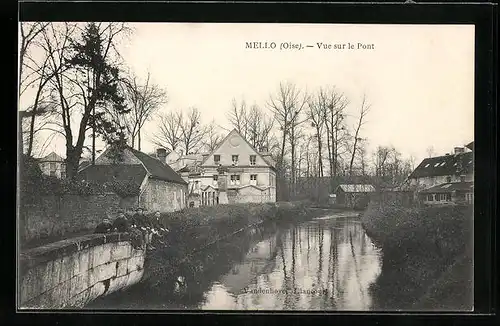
89,214,382,310
198,216,382,310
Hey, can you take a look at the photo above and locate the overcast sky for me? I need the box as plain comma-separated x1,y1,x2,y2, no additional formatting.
21,23,474,164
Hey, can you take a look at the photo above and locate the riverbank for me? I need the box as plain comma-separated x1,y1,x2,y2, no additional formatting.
361,201,473,311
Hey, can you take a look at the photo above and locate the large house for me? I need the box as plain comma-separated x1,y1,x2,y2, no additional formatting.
407,141,474,205
408,143,474,190
38,152,66,179
184,129,277,205
78,146,188,213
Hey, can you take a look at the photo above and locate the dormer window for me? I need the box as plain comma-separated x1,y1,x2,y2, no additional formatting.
250,155,256,166
214,155,220,164
232,155,239,165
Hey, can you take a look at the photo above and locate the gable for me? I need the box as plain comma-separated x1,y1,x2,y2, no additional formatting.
200,129,270,167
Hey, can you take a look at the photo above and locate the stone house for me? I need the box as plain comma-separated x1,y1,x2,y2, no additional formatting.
196,129,277,205
78,146,187,213
38,152,66,179
407,143,474,190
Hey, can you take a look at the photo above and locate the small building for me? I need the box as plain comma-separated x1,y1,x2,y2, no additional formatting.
334,184,376,209
78,146,188,213
38,152,66,179
419,181,473,206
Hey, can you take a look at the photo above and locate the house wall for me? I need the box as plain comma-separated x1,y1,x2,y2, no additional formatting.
139,178,187,213
39,161,66,179
203,134,269,167
420,190,473,206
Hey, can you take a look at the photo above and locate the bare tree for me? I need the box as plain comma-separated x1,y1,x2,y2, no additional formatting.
426,146,436,158
307,90,327,177
118,71,167,150
203,120,223,152
179,107,206,154
227,98,248,139
151,110,182,152
348,94,371,176
318,87,349,177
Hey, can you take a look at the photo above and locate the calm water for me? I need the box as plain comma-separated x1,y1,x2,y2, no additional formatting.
89,211,383,310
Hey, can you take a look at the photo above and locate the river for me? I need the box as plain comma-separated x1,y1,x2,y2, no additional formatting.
88,210,383,310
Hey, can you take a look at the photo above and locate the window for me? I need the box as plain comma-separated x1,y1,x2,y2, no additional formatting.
49,170,56,177
195,180,200,189
230,174,240,185
49,162,56,171
446,176,451,183
446,193,452,201
213,175,218,181
232,155,239,164
61,170,66,179
250,155,256,165
214,155,220,164
250,174,257,185
427,194,434,201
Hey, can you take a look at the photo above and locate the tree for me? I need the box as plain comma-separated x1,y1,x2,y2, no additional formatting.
117,71,167,150
151,110,182,152
202,120,223,152
348,94,371,176
307,90,327,177
426,146,436,158
268,82,309,199
227,98,248,139
43,22,131,179
179,107,206,154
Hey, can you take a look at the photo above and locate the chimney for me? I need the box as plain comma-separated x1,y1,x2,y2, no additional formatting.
156,148,167,164
454,147,465,154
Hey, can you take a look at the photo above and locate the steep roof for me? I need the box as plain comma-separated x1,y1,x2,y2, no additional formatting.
420,181,473,194
336,184,376,193
200,129,276,170
39,152,64,162
127,147,187,185
409,151,473,179
77,164,147,186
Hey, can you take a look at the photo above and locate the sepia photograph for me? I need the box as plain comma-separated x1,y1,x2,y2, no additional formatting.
17,22,474,311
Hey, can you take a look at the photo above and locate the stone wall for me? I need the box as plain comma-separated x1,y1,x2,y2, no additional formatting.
139,178,187,213
20,193,138,245
19,233,145,309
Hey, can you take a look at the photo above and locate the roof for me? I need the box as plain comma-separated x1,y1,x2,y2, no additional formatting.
465,141,474,151
420,181,474,193
39,152,64,163
127,147,187,185
200,129,276,171
77,164,146,186
409,151,473,179
336,184,376,193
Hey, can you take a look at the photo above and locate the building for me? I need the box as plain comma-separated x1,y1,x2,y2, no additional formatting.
38,152,66,179
408,143,474,190
419,181,474,206
196,129,277,205
78,146,187,213
334,184,376,209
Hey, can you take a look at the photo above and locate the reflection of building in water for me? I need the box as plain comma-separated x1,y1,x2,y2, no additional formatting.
218,233,278,294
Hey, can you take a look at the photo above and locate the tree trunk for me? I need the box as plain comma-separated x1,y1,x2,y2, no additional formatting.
138,129,141,151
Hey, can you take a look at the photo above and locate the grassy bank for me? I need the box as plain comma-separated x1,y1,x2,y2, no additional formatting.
361,201,473,311
141,201,317,288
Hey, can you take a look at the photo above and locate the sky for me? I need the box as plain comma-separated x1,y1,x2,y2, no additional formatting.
20,23,474,164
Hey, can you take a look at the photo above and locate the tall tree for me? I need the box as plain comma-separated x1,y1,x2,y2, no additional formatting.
179,107,206,154
151,110,182,152
118,71,167,150
348,94,371,176
227,98,248,139
43,22,131,179
202,120,223,152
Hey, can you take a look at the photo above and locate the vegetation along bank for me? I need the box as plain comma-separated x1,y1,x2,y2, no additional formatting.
361,201,473,311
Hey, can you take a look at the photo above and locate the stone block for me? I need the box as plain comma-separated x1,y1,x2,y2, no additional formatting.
69,273,88,298
127,269,144,286
89,262,117,286
116,260,128,277
91,245,111,268
78,249,91,274
107,274,129,294
87,282,106,303
60,254,77,284
126,256,144,273
67,288,90,309
110,243,131,262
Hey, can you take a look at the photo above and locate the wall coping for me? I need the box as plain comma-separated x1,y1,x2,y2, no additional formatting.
19,232,132,275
